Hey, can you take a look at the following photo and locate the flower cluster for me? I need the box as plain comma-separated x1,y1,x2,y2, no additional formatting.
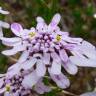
0,7,96,96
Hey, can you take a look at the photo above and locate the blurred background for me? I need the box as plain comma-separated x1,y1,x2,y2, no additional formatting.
0,0,96,96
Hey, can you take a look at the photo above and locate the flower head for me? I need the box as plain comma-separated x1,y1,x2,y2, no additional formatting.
1,13,96,95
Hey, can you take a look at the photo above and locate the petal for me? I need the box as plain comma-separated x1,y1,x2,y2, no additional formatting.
36,17,44,23
11,23,23,36
0,88,5,94
70,56,96,67
4,91,10,96
42,52,50,65
51,52,61,63
0,37,21,43
2,45,26,56
22,71,40,88
50,13,61,26
0,7,9,14
50,61,61,75
59,49,68,62
36,59,46,77
20,57,37,70
18,51,29,63
49,69,70,89
0,21,10,28
62,60,78,75
0,78,4,88
34,80,51,94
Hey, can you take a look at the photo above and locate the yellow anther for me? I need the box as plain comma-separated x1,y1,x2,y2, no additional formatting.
29,32,36,37
56,35,61,41
6,84,10,92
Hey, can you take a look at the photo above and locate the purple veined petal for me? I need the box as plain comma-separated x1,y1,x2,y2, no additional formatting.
36,17,45,23
59,49,68,63
18,51,29,63
42,52,50,65
0,37,21,43
48,68,70,89
51,52,61,63
80,92,96,96
34,80,51,94
58,31,69,36
36,59,46,77
20,57,37,70
70,56,96,67
22,71,40,88
62,60,78,75
50,60,61,75
2,45,26,56
11,23,23,36
50,13,61,27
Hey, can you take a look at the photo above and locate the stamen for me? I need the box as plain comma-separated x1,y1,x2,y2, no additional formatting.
6,84,11,92
29,32,36,37
56,35,61,41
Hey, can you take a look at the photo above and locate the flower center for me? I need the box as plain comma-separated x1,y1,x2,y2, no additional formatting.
56,35,61,41
6,84,11,92
29,32,36,37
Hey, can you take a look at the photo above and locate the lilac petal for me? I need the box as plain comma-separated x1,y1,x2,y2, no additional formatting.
36,17,44,23
51,52,61,63
50,61,61,75
0,78,4,88
20,57,37,70
11,23,23,36
42,52,50,65
18,51,29,63
70,56,96,67
0,21,10,28
62,60,78,75
22,71,40,88
49,69,70,89
36,59,46,77
34,81,51,94
2,45,26,56
59,49,68,63
0,88,5,94
50,13,61,27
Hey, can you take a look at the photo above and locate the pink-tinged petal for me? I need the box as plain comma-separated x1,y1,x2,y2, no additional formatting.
0,37,21,43
62,60,78,75
36,59,46,77
34,80,51,94
18,51,29,63
49,69,70,89
50,13,61,27
2,45,26,56
20,57,37,70
59,49,68,63
11,23,23,36
50,61,61,75
42,52,50,65
22,71,40,88
70,56,96,67
51,52,61,63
